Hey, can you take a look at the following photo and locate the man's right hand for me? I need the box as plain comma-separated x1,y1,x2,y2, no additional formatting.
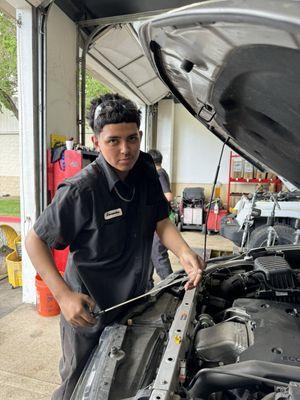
25,229,98,328
58,291,97,328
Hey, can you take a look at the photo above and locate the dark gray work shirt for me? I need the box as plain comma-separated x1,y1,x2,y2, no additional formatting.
34,151,168,320
157,168,171,194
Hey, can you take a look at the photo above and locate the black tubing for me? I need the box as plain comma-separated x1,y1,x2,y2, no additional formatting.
206,254,242,264
188,360,300,398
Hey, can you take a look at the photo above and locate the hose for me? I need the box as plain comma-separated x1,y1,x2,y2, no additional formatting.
188,360,300,398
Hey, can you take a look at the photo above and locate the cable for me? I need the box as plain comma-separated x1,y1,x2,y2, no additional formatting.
206,253,244,264
203,138,230,264
188,368,289,391
200,369,288,387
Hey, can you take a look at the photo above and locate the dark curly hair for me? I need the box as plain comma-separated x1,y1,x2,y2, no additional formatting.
148,149,163,165
87,93,141,134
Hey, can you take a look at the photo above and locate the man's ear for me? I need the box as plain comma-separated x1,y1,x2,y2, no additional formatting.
92,134,100,151
139,130,143,139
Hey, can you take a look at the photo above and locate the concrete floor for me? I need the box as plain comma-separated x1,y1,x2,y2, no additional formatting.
0,231,233,400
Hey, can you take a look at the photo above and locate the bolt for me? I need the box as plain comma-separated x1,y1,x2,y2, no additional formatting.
17,15,22,28
111,346,118,355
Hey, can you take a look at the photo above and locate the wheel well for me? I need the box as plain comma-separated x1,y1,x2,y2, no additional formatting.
252,217,296,230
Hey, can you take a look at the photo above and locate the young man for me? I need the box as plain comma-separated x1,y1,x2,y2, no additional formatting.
148,149,173,280
25,93,204,400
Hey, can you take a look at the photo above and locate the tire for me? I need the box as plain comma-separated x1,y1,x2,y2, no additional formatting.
248,223,295,249
177,222,182,232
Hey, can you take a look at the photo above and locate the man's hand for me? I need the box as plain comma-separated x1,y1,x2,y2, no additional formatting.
155,218,205,289
179,250,205,290
58,290,97,328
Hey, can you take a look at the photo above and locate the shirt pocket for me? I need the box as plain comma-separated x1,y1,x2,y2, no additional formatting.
100,216,127,256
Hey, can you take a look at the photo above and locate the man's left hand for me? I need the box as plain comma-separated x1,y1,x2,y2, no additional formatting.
179,250,205,290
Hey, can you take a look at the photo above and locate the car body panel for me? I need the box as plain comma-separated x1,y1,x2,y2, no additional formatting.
236,200,300,227
139,0,300,188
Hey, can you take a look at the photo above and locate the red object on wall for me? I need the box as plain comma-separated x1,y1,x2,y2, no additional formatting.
207,209,227,233
47,150,83,273
47,150,83,198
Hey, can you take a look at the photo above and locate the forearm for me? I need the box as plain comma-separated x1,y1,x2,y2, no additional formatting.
156,218,205,289
156,218,189,257
25,228,71,301
164,192,173,202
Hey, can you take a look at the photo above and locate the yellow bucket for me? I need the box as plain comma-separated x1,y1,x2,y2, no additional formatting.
6,251,22,288
0,225,18,276
14,234,22,258
0,224,18,248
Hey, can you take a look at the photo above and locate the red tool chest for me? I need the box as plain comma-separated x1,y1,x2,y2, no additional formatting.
47,149,98,272
207,209,227,233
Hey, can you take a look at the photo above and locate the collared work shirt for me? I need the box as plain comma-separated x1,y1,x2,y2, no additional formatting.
34,151,168,320
157,167,171,194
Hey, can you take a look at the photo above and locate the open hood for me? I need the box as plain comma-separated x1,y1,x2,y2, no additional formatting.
139,0,300,188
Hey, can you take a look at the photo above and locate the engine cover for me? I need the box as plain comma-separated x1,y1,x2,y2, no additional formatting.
254,255,295,289
195,299,300,368
233,298,300,367
195,321,250,364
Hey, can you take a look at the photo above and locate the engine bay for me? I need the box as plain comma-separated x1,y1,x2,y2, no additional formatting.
71,247,300,400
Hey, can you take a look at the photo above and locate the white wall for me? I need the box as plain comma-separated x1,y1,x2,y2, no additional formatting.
0,107,19,133
173,103,230,184
156,100,174,180
18,3,77,304
0,108,19,177
140,105,147,152
47,4,77,141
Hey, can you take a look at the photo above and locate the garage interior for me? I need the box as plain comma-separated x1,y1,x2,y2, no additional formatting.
0,0,296,399
5,0,238,305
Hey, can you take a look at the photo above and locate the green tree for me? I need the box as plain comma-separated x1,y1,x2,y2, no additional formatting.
0,11,110,121
85,71,110,110
0,12,18,119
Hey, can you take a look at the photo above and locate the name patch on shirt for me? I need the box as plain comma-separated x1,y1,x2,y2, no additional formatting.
104,208,123,220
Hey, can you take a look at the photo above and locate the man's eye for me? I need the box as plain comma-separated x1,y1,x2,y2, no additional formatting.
128,136,138,142
108,139,118,145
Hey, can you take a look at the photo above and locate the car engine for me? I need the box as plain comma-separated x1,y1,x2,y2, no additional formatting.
71,247,300,400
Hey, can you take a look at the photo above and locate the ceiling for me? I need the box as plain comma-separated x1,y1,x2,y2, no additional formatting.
53,0,199,104
86,23,170,105
54,0,197,25
12,0,199,105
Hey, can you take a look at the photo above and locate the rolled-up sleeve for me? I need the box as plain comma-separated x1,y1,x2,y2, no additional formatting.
33,183,90,249
157,198,169,222
152,175,169,223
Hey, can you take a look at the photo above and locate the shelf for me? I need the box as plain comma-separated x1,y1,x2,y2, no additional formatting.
227,151,282,211
229,192,250,196
229,178,281,183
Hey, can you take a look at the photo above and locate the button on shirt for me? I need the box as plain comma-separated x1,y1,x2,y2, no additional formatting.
33,151,169,321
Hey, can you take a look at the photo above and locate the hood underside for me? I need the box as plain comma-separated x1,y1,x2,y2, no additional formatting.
139,0,300,188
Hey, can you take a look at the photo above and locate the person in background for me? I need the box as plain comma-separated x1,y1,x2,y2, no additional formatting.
25,94,204,400
148,149,174,282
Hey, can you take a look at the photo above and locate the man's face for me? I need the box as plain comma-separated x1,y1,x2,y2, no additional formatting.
92,122,142,179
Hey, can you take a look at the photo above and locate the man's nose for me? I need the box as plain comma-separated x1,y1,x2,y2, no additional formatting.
120,140,130,154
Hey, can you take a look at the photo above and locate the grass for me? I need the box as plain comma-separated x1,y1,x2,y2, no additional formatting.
0,197,20,217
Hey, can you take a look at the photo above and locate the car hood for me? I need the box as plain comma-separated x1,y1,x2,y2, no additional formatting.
139,0,300,189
